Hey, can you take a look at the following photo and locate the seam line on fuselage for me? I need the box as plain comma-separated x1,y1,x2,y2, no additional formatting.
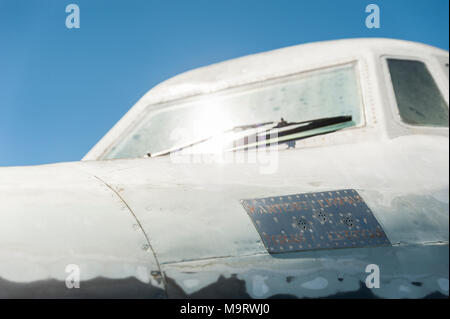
92,175,168,298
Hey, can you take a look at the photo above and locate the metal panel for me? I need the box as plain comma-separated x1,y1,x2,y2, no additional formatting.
241,189,390,253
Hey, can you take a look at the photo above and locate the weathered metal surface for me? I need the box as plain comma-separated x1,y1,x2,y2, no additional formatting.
0,164,165,297
162,243,449,299
241,189,390,253
75,134,449,265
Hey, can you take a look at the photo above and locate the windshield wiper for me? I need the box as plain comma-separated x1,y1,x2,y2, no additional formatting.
228,115,353,152
147,115,353,157
147,120,276,157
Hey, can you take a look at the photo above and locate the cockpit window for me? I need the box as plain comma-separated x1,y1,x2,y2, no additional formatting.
102,63,363,159
387,59,449,127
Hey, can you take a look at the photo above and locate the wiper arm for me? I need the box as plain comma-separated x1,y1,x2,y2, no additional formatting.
147,115,353,157
147,120,276,157
226,115,353,152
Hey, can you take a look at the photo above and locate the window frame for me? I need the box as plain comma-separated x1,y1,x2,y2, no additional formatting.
381,54,449,130
435,55,449,82
101,60,368,160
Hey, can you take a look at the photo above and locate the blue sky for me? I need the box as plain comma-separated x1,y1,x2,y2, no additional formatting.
0,0,448,166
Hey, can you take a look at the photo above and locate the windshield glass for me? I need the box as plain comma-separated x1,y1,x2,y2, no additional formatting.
103,63,363,159
387,59,449,127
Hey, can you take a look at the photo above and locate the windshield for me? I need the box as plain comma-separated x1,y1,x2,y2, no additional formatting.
103,63,364,159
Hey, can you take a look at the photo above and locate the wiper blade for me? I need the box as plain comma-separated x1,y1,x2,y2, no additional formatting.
227,115,353,152
264,115,352,135
147,120,276,157
147,115,353,157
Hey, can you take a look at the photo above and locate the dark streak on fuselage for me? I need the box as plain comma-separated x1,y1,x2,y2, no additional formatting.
0,276,447,299
0,277,165,299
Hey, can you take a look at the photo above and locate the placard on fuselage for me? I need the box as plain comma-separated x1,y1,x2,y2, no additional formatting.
241,189,390,253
